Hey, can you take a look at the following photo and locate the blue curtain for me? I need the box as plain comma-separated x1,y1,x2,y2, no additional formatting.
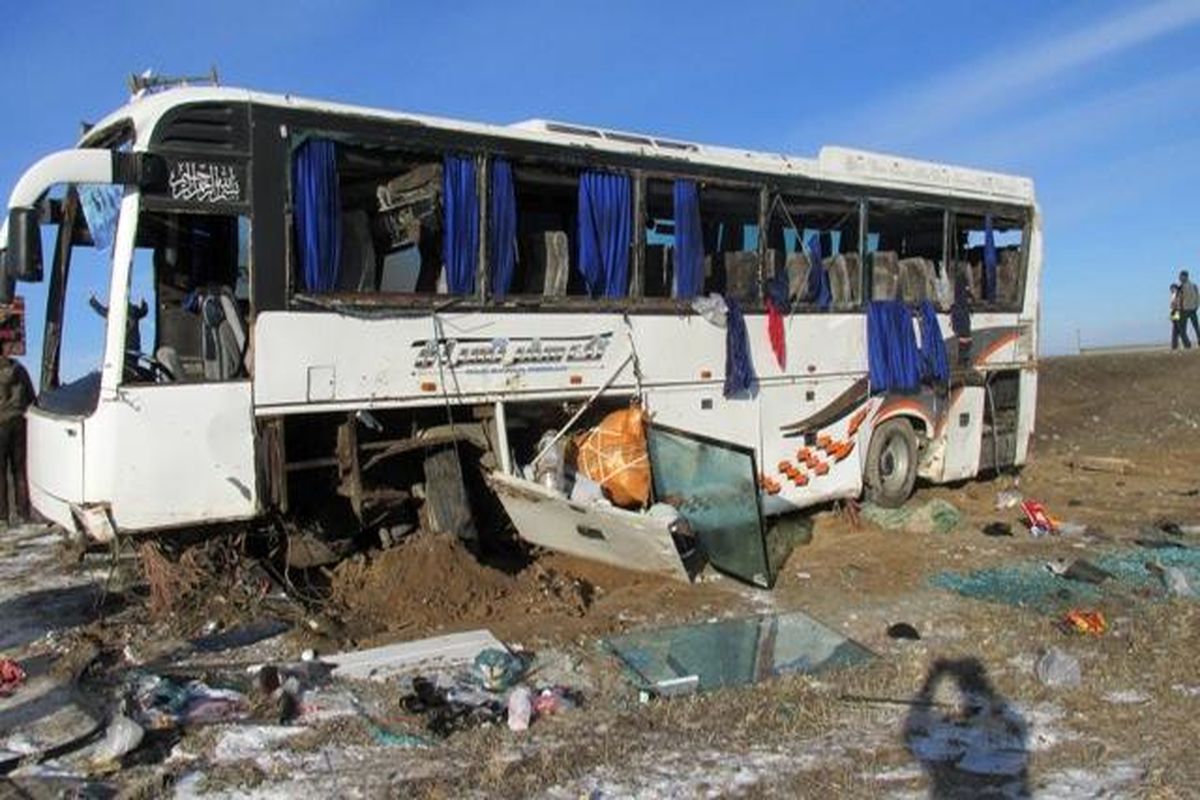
917,300,950,384
806,234,832,310
673,180,704,299
443,155,479,295
867,300,922,393
982,214,997,303
293,139,342,293
724,297,756,397
488,159,517,298
578,172,631,297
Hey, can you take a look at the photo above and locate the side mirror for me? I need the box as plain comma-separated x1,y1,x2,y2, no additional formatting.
5,207,43,282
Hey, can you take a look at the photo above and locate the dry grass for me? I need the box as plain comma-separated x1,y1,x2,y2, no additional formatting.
138,541,204,617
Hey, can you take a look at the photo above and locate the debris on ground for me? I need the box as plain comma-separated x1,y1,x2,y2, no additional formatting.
995,488,1023,510
1044,559,1113,584
1070,456,1135,475
127,673,249,729
1060,609,1107,636
606,611,873,695
886,622,921,640
473,647,526,691
982,521,1014,537
0,658,26,696
861,499,962,535
90,714,144,772
506,686,532,732
1020,500,1058,537
1036,648,1081,688
327,629,509,682
931,545,1200,612
1147,562,1195,597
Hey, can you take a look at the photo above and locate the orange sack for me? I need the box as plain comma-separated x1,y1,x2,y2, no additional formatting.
573,405,651,509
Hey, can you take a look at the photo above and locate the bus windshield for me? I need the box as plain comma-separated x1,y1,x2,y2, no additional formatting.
37,183,150,415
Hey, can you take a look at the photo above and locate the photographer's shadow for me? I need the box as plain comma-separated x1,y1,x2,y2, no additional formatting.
903,657,1031,799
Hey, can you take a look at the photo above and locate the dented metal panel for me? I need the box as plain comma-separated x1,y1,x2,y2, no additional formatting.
488,472,690,582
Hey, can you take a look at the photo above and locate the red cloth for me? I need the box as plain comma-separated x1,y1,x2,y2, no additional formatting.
0,658,26,696
766,299,785,370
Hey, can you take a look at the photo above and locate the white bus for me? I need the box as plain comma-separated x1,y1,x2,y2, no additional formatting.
2,86,1039,587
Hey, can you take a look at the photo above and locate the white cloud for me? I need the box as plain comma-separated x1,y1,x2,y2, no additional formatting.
954,66,1200,168
805,0,1200,152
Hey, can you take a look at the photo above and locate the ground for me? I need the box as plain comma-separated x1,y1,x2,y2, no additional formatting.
1,350,1198,798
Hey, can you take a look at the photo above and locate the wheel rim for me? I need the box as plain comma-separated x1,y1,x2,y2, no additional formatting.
878,432,911,495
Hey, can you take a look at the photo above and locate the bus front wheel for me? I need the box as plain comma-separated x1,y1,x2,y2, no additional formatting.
864,418,918,508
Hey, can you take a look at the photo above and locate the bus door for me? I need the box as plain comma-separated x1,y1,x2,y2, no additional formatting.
87,200,258,531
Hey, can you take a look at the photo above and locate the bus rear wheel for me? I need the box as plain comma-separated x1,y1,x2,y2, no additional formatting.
864,418,918,508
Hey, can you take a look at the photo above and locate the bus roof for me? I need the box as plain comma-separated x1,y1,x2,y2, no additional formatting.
83,86,1036,205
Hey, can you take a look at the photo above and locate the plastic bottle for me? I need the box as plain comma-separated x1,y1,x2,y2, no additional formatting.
507,686,532,732
533,432,565,494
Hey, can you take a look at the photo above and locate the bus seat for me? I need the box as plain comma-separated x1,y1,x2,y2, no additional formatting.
525,230,570,296
998,249,1020,305
898,257,934,303
968,261,984,301
871,251,900,300
644,244,669,297
785,251,810,303
722,251,759,305
338,210,377,292
828,253,852,309
842,252,862,306
155,346,185,382
198,287,247,381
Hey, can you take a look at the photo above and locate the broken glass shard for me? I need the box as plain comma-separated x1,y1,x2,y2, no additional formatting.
605,611,874,694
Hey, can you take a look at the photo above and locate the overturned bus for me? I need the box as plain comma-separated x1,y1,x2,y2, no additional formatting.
1,86,1040,587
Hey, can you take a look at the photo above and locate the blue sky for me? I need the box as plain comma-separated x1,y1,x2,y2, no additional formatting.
2,0,1199,377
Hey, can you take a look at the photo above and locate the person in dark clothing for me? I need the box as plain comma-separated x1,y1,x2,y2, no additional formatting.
89,295,150,354
0,355,34,525
1178,270,1200,346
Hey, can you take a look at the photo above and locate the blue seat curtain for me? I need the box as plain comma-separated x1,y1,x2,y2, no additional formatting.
917,300,949,384
578,172,631,298
293,139,342,293
867,300,922,393
982,214,997,303
724,297,756,397
806,234,832,310
443,155,480,295
673,179,704,299
488,159,517,298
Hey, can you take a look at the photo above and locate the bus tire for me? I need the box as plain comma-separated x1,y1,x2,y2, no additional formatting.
864,418,918,508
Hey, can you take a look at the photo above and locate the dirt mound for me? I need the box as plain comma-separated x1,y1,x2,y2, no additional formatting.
327,530,738,645
331,531,518,633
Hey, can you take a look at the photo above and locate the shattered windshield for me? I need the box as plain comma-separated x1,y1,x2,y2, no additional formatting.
37,183,146,415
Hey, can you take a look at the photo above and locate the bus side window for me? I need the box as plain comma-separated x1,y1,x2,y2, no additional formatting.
290,136,447,297
866,201,946,307
768,194,862,311
698,185,759,306
509,164,579,298
951,212,1025,310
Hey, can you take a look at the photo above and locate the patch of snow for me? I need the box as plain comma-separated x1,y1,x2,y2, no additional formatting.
1035,762,1142,798
212,726,307,764
1102,689,1151,705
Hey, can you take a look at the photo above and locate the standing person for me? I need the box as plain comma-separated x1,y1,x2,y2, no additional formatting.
0,354,34,525
1170,284,1189,350
1179,270,1200,346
